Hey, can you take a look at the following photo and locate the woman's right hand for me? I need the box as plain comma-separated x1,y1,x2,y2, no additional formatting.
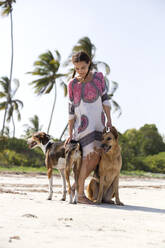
64,135,72,147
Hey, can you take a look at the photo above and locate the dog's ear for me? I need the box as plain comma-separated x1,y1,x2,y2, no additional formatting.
111,126,118,139
39,132,50,139
45,134,50,139
33,132,40,138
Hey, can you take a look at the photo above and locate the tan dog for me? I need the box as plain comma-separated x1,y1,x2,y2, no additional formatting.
65,140,82,204
87,127,124,205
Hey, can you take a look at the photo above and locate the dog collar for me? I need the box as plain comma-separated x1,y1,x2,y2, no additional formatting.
44,140,54,154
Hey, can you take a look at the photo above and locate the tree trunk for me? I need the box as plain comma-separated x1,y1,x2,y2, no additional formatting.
59,123,68,141
12,115,15,137
9,10,14,96
47,82,57,134
1,105,8,136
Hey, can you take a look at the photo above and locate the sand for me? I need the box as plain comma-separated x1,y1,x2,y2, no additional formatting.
0,172,165,248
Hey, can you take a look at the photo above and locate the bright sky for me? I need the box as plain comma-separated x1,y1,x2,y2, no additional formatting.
0,0,164,139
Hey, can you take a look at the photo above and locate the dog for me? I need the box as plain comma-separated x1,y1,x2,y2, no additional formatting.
27,132,67,201
65,140,82,204
87,126,124,205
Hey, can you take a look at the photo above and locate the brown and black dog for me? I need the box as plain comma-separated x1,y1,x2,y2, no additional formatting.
27,132,67,200
65,140,82,204
87,127,124,205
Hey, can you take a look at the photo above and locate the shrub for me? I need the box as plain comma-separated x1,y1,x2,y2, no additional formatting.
143,152,165,173
0,136,44,168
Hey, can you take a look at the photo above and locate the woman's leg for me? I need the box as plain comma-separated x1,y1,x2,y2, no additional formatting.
78,152,100,204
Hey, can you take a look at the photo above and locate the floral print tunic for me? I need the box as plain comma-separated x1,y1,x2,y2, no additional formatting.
68,72,110,158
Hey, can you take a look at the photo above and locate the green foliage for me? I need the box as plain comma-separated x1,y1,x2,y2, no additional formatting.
139,124,165,156
0,123,164,174
119,124,165,173
0,136,44,168
122,124,165,157
0,0,16,16
0,77,23,136
143,152,165,173
28,50,66,95
22,115,43,139
0,149,28,167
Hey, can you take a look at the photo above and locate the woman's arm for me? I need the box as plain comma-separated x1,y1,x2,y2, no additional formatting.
64,118,75,146
103,105,112,128
68,118,75,138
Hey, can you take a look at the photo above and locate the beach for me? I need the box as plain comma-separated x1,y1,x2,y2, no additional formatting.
0,172,165,248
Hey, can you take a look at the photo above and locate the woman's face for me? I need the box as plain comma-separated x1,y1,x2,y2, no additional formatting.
74,61,90,78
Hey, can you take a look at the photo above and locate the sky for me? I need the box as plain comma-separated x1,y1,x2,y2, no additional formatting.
0,0,164,139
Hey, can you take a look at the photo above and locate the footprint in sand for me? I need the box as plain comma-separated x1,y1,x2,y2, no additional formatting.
22,213,38,218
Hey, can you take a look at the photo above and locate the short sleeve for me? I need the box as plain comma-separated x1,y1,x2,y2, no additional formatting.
96,72,110,107
68,80,75,120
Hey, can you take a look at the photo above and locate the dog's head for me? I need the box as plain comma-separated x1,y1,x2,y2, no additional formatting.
65,140,82,164
27,132,50,149
101,126,118,153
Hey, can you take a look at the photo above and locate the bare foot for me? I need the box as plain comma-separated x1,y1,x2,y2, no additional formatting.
78,195,94,204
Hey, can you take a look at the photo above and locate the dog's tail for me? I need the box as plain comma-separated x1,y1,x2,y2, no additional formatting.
93,164,99,178
87,177,99,201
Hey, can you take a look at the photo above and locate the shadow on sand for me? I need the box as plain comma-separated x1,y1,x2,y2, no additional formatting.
92,203,165,214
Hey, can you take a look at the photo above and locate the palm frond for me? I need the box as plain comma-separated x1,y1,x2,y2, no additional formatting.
29,50,65,97
110,100,122,117
30,76,55,95
2,5,10,15
54,50,61,62
0,101,7,110
6,105,13,121
72,37,96,59
96,61,110,75
0,92,6,98
11,78,20,98
109,81,118,97
0,2,5,6
13,99,24,108
15,108,21,121
0,77,9,93
45,83,54,94
28,115,42,132
27,68,49,76
0,0,16,16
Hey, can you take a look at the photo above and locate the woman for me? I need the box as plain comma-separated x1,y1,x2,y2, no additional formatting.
65,51,112,204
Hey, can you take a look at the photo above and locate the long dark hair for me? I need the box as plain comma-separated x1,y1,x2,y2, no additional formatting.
72,51,92,80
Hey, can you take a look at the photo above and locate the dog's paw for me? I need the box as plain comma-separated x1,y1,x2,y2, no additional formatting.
47,197,52,200
116,201,124,206
60,197,66,201
94,200,102,205
102,199,115,204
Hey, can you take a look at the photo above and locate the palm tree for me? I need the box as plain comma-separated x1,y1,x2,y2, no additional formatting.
60,36,121,140
64,36,111,81
4,126,10,137
22,115,43,138
0,76,23,137
28,50,67,134
0,0,16,101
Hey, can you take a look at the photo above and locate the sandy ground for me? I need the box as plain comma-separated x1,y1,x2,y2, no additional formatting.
0,173,165,248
